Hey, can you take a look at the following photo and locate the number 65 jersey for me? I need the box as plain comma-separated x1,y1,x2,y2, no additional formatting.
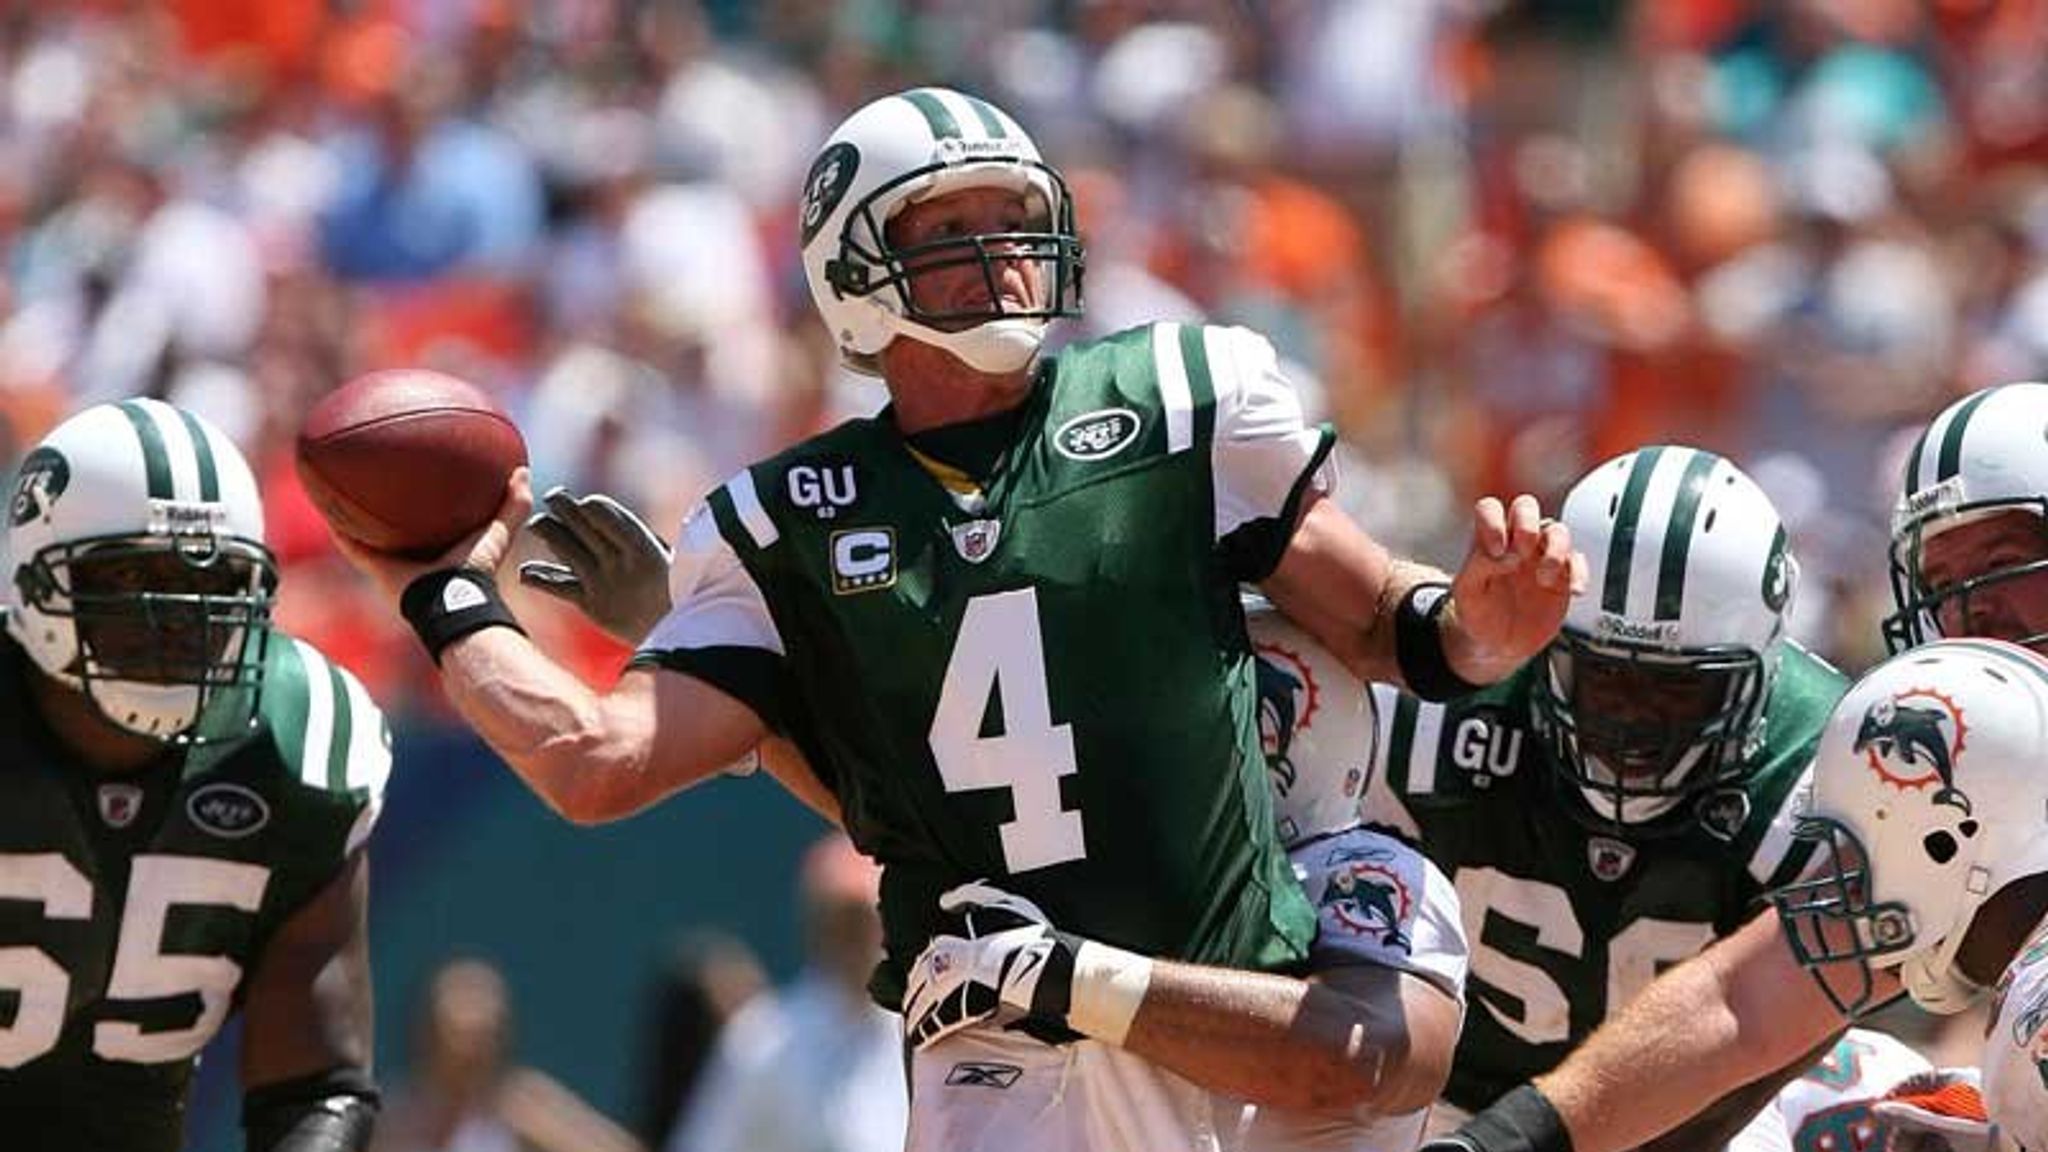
1360,645,1845,1111
0,631,389,1150
638,322,1329,1007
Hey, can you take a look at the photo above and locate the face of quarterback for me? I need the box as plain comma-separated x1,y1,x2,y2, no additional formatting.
885,186,1050,331
1918,509,2048,653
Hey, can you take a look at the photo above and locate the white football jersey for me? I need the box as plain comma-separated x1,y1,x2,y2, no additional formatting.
1986,920,2048,1150
1228,826,1469,1151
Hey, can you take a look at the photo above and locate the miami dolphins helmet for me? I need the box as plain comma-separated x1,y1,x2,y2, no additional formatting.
797,87,1084,377
1772,639,2048,1016
1537,446,1798,831
1887,382,2048,654
5,399,275,743
1245,598,1377,847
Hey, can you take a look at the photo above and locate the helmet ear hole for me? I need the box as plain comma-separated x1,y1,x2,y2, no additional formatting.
1924,830,1958,864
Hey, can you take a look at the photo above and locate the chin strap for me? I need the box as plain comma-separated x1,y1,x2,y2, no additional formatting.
882,313,1048,375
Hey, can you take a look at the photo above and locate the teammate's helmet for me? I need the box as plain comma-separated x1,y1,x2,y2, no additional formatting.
1887,382,2048,653
1771,639,2048,1017
797,87,1084,377
1536,446,1797,830
5,399,275,743
1246,598,1377,847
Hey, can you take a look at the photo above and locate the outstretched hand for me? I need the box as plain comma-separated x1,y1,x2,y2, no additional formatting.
1443,494,1586,685
517,486,674,644
330,467,535,610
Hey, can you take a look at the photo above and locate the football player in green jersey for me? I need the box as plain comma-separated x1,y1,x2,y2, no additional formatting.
1,399,388,1152
1433,383,2048,1152
333,86,1580,1152
1354,446,1847,1136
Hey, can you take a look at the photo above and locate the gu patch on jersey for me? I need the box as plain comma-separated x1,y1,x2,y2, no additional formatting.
786,461,859,521
186,782,271,838
830,527,896,594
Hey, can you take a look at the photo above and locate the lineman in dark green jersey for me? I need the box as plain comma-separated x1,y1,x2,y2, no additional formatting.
1433,383,2048,1152
1355,447,1847,1132
2,400,387,1152
334,86,1582,1152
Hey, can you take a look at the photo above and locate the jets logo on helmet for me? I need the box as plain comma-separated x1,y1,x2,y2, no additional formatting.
1773,639,2048,1017
5,399,276,745
1887,381,2048,653
1539,446,1797,832
799,87,1084,378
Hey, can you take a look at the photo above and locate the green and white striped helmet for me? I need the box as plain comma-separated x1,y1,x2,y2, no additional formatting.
1537,446,1797,830
798,87,1084,377
5,399,275,743
1887,382,2048,654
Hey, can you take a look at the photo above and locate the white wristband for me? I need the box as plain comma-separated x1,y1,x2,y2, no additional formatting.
1068,940,1154,1046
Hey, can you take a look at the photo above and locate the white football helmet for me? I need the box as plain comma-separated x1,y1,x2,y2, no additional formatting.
1536,446,1798,830
1887,381,2048,653
1772,639,2048,1017
5,398,275,743
797,87,1084,377
1246,598,1377,847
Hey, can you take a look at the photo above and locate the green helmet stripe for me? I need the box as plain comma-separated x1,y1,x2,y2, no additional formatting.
1903,423,1931,497
1654,450,1720,620
1603,445,1665,614
963,94,1008,139
1936,387,1997,482
116,400,174,500
173,407,221,502
901,89,962,140
324,659,355,792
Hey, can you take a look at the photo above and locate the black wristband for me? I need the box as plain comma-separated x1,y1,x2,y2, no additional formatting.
1394,582,1483,702
1460,1084,1574,1152
400,568,524,665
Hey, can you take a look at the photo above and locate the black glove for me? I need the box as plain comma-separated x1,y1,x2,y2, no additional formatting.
517,485,673,643
1424,1086,1574,1152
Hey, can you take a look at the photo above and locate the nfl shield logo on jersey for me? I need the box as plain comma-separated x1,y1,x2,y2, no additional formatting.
949,518,1002,564
97,782,143,829
1587,836,1637,882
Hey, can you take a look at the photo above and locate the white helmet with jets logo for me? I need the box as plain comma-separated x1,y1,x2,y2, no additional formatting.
6,398,275,743
1887,381,2048,653
1245,597,1377,846
1538,445,1797,830
798,86,1084,377
1772,639,2048,1017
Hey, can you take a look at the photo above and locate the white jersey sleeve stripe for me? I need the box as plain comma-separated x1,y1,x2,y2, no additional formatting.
291,639,337,791
336,666,391,795
726,469,779,550
1408,701,1446,796
644,506,786,656
1152,322,1195,455
1749,766,1810,886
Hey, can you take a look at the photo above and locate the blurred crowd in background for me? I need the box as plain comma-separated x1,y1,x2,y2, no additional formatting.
8,0,2048,1147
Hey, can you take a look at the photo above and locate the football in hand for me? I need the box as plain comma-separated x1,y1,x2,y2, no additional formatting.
297,369,527,558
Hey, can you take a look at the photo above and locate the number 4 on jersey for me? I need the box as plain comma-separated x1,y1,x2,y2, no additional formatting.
929,589,1087,872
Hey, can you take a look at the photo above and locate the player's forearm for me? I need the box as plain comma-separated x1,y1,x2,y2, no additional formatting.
1116,960,1436,1114
1531,940,1833,1152
437,629,669,823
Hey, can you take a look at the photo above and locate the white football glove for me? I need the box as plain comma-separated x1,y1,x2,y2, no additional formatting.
517,486,674,643
901,882,1080,1051
1875,1068,1998,1152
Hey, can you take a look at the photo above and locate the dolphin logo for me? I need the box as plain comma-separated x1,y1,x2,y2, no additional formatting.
1855,695,1970,814
1255,652,1304,794
1318,865,1410,951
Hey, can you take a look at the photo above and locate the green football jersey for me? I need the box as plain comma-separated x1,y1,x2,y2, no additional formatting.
638,322,1329,1006
0,631,389,1152
1361,642,1846,1110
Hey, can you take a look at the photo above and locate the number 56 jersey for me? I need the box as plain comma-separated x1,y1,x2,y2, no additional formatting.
639,323,1331,1007
0,631,389,1151
1361,644,1845,1111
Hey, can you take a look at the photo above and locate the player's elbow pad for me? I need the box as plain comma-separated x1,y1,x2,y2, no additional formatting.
244,1068,380,1152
